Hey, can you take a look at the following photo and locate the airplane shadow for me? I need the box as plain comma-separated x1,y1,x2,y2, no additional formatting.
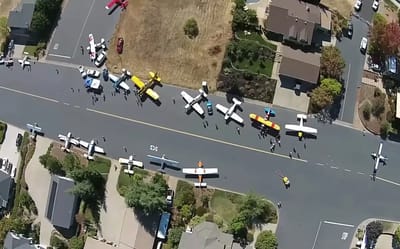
107,5,119,15
148,162,181,173
184,173,219,179
285,130,317,140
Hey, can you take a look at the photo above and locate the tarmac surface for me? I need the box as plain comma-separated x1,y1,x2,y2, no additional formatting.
1,62,400,249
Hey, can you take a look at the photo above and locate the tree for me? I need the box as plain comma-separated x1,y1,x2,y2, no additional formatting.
320,46,345,80
168,227,184,249
310,86,334,112
363,102,371,120
30,12,50,36
320,78,342,98
393,226,400,249
380,121,390,138
366,221,383,243
63,154,81,172
71,179,97,202
69,236,85,249
184,18,199,39
381,22,400,55
255,230,278,249
238,194,271,226
371,95,385,118
229,216,248,239
231,0,258,32
124,174,167,215
369,14,388,62
50,235,68,249
180,204,194,222
175,186,195,209
69,168,106,203
41,155,65,175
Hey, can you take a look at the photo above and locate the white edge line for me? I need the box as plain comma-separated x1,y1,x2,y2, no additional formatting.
340,63,351,120
47,54,72,59
311,221,322,249
374,176,400,186
330,166,338,169
72,0,97,57
0,85,59,103
344,169,351,172
323,220,354,227
86,108,308,162
357,172,365,175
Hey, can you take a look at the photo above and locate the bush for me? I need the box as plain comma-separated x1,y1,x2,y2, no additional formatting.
175,181,195,209
213,214,224,228
184,18,199,39
363,102,371,120
168,227,184,249
374,87,383,97
0,122,7,144
196,206,208,217
255,230,278,249
69,236,85,249
50,234,68,249
371,95,385,118
380,121,390,138
247,232,254,243
366,221,383,243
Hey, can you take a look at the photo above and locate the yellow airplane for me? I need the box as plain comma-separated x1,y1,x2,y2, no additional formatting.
131,72,160,101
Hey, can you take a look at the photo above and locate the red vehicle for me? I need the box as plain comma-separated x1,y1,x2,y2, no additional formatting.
105,0,128,10
117,37,124,54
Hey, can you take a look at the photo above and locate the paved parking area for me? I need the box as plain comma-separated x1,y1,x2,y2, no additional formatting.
272,78,310,113
312,221,355,249
25,137,54,246
0,124,23,178
46,0,121,66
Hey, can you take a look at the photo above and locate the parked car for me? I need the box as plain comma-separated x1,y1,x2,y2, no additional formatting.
347,22,353,38
372,0,379,11
94,51,107,67
207,101,213,115
360,37,368,54
16,133,22,147
166,189,174,206
354,0,362,11
117,37,124,54
87,69,101,78
78,65,87,78
103,68,109,81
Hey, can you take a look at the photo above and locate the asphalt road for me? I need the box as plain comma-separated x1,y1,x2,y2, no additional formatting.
336,17,369,123
47,0,121,66
1,63,400,249
357,0,375,22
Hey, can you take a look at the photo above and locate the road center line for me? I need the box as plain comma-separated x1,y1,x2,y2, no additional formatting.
0,85,59,103
323,220,354,227
72,0,97,57
86,108,308,162
344,169,351,172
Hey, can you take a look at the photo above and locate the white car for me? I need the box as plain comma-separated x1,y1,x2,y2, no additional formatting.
354,0,362,11
372,0,379,11
78,65,87,78
360,37,368,53
94,51,107,67
86,69,101,78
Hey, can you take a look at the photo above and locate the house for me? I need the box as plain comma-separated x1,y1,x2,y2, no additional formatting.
7,0,37,44
0,170,14,211
45,175,79,229
178,222,241,249
3,232,37,249
264,0,331,48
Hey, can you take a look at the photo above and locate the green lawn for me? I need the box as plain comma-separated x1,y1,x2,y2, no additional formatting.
0,122,7,144
23,45,39,56
88,157,111,174
236,31,277,51
210,190,242,224
117,168,148,195
233,58,274,77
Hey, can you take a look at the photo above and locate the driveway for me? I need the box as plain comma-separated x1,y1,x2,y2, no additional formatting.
0,124,23,178
336,16,369,123
24,137,53,246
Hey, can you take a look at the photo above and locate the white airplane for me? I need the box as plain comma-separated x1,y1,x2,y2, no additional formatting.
18,56,30,69
109,68,131,92
215,98,244,124
182,161,218,187
147,154,180,173
284,114,318,140
181,89,207,115
371,142,387,178
119,155,144,175
87,34,106,61
79,139,105,160
26,123,42,139
58,132,80,153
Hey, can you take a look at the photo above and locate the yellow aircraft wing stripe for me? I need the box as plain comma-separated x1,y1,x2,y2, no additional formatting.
132,76,145,89
146,89,159,100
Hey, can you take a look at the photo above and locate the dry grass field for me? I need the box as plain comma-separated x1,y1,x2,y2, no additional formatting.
321,0,353,18
106,0,233,91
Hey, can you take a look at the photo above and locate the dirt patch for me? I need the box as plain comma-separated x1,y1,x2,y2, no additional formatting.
106,0,233,91
321,0,353,18
0,0,20,17
50,142,88,167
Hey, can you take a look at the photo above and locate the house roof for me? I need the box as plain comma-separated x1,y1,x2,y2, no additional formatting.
45,175,78,229
178,222,234,249
4,232,36,249
0,170,13,208
279,45,321,84
7,0,37,29
265,0,321,45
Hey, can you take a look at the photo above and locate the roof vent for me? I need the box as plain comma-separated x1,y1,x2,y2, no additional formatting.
295,18,298,22
306,6,310,12
304,21,307,24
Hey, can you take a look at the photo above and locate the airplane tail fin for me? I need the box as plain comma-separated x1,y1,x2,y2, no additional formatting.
232,98,241,106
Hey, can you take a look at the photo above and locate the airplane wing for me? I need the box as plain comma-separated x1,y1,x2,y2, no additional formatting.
301,126,318,134
108,73,118,83
70,138,80,145
181,91,194,104
79,140,89,148
230,113,244,124
285,124,317,134
18,59,23,64
105,0,117,9
94,145,105,154
182,168,218,175
119,158,129,164
192,103,204,115
284,124,303,132
202,168,218,174
132,76,145,89
58,135,66,141
119,81,130,91
216,104,228,114
147,155,162,164
145,89,159,100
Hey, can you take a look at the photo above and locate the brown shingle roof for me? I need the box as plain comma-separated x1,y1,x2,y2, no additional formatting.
279,45,321,84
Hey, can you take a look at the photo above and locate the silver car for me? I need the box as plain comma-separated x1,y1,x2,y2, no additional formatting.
94,51,107,67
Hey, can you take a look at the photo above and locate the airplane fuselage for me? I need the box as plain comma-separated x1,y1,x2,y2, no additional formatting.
225,103,238,119
374,143,384,171
87,140,96,157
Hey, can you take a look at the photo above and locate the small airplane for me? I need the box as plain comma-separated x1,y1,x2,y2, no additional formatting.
182,161,219,187
249,113,281,131
181,89,207,115
105,0,128,10
264,107,276,120
284,114,317,140
147,154,179,173
109,68,131,92
215,98,244,124
26,123,42,139
87,34,106,61
119,155,144,175
18,56,30,69
132,72,161,101
371,142,387,179
79,139,105,160
58,132,80,152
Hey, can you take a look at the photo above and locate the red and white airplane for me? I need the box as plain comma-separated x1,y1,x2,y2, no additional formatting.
87,34,106,61
182,161,218,187
119,155,144,175
105,0,128,10
285,114,317,140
